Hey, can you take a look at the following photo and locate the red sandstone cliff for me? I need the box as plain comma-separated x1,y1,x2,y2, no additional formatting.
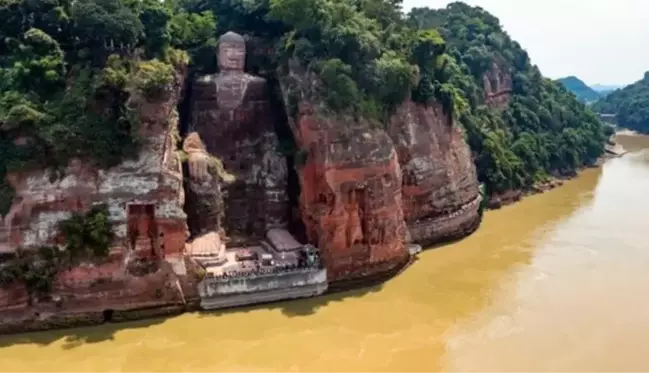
483,61,512,108
280,66,409,283
387,100,482,246
0,66,198,318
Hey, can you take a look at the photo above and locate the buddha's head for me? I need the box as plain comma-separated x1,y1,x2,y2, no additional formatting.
217,31,246,72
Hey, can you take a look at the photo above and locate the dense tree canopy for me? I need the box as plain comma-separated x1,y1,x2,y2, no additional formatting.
406,3,607,193
0,0,608,214
592,72,649,134
0,0,206,213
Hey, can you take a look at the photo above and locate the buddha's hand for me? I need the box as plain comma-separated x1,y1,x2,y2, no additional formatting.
187,150,211,183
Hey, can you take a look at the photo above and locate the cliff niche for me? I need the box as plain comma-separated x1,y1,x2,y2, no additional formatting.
188,31,289,245
183,32,327,309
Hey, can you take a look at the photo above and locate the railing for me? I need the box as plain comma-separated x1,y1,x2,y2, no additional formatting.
203,261,323,280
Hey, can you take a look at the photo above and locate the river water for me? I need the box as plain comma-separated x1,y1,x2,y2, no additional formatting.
1,134,648,372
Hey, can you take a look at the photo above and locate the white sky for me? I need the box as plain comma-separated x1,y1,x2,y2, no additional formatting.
402,0,649,86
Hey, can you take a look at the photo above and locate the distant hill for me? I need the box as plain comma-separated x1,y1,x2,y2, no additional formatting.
557,76,601,103
591,84,624,93
591,72,649,133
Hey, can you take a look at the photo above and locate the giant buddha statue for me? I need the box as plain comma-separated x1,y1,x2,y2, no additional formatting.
189,31,288,243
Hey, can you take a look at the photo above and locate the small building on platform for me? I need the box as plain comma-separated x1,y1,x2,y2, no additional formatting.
190,229,328,310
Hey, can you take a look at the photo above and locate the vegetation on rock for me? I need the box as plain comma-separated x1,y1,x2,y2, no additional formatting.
407,3,607,193
557,76,601,104
0,0,204,215
592,72,649,134
0,205,114,303
0,0,608,205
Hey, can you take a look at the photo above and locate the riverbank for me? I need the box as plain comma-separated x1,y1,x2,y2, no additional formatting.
0,148,623,337
0,303,190,335
488,142,627,209
0,256,417,336
1,134,648,371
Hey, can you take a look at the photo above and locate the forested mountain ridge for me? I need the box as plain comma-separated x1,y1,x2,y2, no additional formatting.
591,72,649,133
0,0,609,212
557,76,601,103
407,3,608,193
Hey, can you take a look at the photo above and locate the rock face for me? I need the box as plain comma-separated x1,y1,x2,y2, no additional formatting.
280,67,409,283
182,132,227,238
0,29,492,324
483,62,512,108
189,31,288,244
182,132,228,265
0,66,195,313
388,100,482,246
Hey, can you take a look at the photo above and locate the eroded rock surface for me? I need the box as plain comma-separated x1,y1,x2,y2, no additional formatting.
388,100,482,246
280,68,409,283
0,66,195,313
183,132,228,266
0,29,494,323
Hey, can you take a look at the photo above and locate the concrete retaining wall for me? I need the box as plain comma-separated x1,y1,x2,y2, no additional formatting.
198,268,327,310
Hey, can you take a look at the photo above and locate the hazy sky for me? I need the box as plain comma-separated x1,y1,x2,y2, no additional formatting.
402,0,649,86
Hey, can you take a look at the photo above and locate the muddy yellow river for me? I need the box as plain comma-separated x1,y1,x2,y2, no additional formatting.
1,134,648,372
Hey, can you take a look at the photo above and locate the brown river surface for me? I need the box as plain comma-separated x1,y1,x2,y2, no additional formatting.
1,134,648,372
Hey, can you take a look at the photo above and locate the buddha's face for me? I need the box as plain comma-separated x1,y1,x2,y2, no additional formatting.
218,42,246,72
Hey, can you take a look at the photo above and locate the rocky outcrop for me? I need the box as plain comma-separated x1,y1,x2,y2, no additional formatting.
0,66,196,313
388,100,482,246
280,66,409,283
483,62,512,108
182,132,228,240
0,29,495,329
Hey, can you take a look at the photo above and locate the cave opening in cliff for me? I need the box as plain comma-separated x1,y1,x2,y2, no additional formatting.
102,309,114,323
266,76,307,243
177,73,194,139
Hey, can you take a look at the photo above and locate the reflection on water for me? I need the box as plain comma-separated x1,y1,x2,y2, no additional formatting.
0,136,648,372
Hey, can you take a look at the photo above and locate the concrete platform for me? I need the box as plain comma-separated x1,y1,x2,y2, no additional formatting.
194,229,328,310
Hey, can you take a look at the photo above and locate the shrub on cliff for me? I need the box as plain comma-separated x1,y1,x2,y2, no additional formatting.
58,204,115,262
132,59,176,98
0,206,114,303
266,0,463,121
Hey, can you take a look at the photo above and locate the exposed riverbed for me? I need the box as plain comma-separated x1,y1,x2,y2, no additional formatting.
0,134,648,372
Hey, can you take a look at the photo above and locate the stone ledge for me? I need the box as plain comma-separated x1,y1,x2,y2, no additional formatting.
0,303,186,336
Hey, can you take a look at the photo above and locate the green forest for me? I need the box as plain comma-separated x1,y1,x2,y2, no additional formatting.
592,72,649,134
0,0,609,214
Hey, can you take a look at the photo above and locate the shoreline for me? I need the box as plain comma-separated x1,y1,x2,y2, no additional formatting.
487,150,624,209
0,152,620,337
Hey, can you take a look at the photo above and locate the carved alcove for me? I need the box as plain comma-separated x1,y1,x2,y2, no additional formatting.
126,204,158,257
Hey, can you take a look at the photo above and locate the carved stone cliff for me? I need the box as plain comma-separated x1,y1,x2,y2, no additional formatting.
483,61,512,108
387,100,482,246
189,31,288,245
280,65,409,283
0,29,494,323
0,65,197,315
